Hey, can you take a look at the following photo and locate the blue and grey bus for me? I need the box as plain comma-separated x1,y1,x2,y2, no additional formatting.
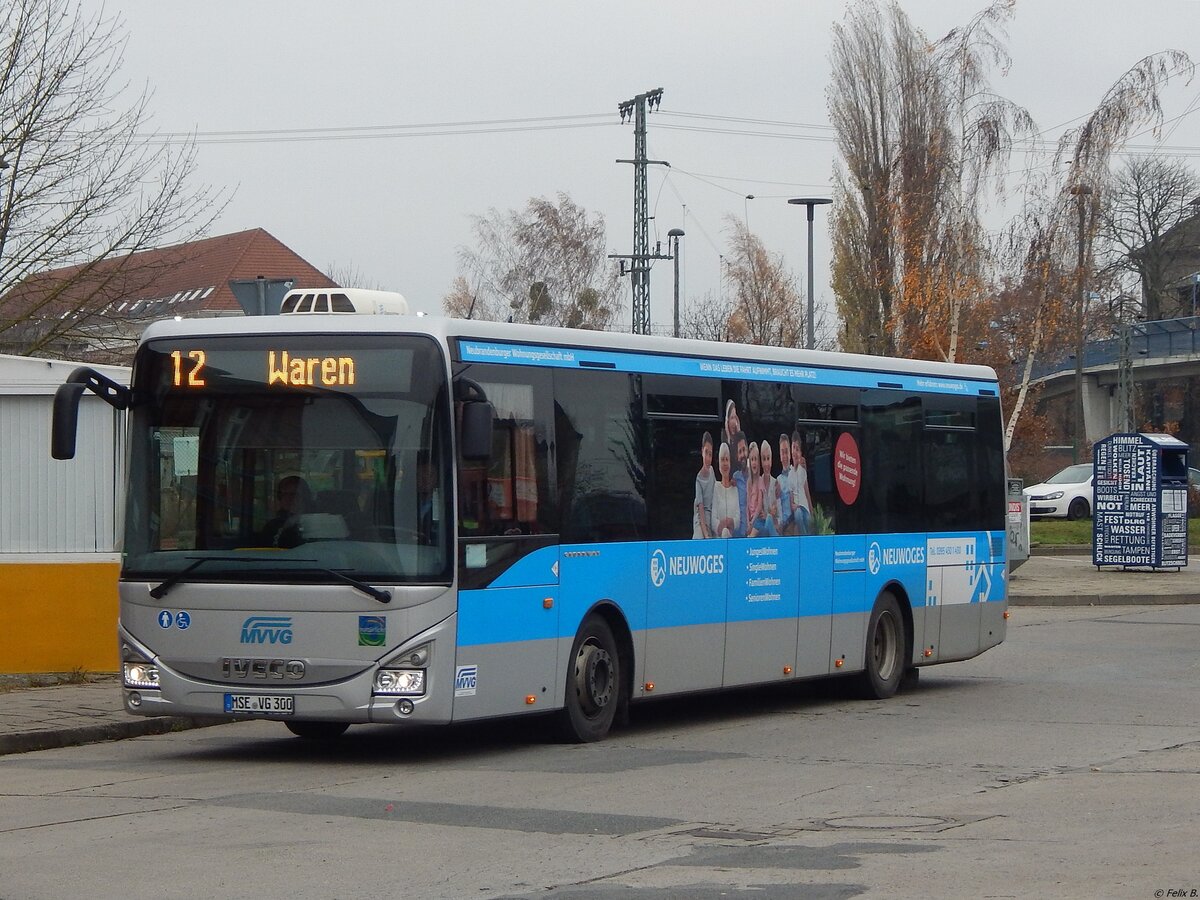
52,312,1008,742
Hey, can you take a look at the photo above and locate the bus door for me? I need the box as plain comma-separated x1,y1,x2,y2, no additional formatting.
454,367,559,720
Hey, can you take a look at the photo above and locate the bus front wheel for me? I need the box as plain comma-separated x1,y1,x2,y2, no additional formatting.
557,614,621,743
853,592,906,700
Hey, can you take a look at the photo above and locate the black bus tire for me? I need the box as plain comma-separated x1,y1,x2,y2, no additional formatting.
853,592,906,700
556,614,621,743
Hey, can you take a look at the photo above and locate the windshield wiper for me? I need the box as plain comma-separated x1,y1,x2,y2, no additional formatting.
149,556,292,599
319,569,392,604
148,557,391,604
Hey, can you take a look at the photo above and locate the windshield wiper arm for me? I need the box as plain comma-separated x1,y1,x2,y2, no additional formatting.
320,569,392,604
149,555,293,599
148,557,391,604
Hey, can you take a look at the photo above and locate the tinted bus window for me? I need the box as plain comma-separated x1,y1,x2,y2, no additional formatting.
924,428,976,530
859,390,923,533
977,396,1006,531
556,370,646,543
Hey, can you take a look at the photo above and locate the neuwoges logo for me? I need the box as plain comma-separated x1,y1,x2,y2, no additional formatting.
868,541,925,576
650,548,725,587
239,616,293,645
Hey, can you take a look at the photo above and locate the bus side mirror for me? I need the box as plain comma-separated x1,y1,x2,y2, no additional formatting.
461,401,494,462
51,382,87,460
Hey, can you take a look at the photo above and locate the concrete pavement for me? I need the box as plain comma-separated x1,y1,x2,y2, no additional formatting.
2,553,1198,757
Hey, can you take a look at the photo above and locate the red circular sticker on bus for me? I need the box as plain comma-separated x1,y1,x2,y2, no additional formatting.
834,432,861,505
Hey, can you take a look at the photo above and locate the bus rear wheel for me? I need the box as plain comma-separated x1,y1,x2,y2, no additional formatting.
285,721,349,740
557,614,621,743
853,592,906,700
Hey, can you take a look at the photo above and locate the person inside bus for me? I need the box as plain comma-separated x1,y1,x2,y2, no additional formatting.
415,453,440,545
710,441,740,539
260,475,311,547
732,431,750,537
692,430,715,539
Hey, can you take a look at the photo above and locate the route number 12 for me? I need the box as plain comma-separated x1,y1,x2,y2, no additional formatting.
171,350,207,387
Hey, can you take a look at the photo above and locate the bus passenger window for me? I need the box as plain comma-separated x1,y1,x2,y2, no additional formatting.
457,371,555,537
556,370,646,543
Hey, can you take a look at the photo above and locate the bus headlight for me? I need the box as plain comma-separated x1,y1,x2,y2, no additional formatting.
121,640,159,689
373,669,425,696
123,662,160,689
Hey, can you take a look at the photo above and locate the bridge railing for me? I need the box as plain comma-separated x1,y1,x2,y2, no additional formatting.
1031,315,1200,382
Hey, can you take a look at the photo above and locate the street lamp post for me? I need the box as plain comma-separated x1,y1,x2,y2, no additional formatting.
1070,183,1093,464
668,228,684,338
788,197,832,350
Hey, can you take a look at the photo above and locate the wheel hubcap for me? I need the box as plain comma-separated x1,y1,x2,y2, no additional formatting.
873,611,898,681
573,641,614,716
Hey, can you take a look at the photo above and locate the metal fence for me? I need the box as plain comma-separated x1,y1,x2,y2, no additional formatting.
1033,316,1200,382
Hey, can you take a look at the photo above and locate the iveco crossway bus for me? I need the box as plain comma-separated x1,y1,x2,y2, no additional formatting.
52,311,1008,741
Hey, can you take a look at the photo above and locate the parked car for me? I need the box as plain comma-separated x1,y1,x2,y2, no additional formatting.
1024,463,1094,520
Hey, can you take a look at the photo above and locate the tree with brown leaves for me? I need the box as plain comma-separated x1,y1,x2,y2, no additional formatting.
444,193,621,331
829,1,1032,362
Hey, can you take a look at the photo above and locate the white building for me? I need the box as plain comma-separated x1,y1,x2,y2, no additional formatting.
0,354,128,673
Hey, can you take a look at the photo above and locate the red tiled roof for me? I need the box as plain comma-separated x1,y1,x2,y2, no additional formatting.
2,228,337,317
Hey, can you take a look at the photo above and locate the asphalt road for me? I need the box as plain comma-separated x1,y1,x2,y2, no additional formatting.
1,604,1198,900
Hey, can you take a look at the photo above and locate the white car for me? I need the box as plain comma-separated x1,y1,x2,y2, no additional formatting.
1024,463,1094,520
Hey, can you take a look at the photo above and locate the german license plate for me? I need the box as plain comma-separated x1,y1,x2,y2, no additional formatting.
224,693,294,716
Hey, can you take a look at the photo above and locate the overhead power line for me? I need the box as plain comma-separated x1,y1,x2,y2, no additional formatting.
131,103,1200,155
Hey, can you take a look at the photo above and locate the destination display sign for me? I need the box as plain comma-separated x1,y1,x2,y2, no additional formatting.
142,339,418,394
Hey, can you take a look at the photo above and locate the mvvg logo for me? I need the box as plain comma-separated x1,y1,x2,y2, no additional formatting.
239,616,293,645
454,665,478,697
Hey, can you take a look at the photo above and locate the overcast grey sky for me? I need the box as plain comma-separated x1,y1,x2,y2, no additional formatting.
98,1,1200,328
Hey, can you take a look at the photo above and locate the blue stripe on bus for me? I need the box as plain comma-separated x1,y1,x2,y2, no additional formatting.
558,543,649,637
455,530,1007,647
458,586,559,646
458,340,992,396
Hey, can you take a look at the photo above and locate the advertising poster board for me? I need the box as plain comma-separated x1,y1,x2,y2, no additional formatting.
1093,433,1188,569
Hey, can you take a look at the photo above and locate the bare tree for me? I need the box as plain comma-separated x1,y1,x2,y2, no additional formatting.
444,193,621,330
0,0,222,356
829,0,1033,362
679,221,823,348
1097,156,1200,320
1000,51,1195,449
323,261,386,292
678,290,737,343
720,217,806,347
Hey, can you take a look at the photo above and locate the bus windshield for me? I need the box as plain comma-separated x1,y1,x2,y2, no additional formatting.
123,334,451,586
